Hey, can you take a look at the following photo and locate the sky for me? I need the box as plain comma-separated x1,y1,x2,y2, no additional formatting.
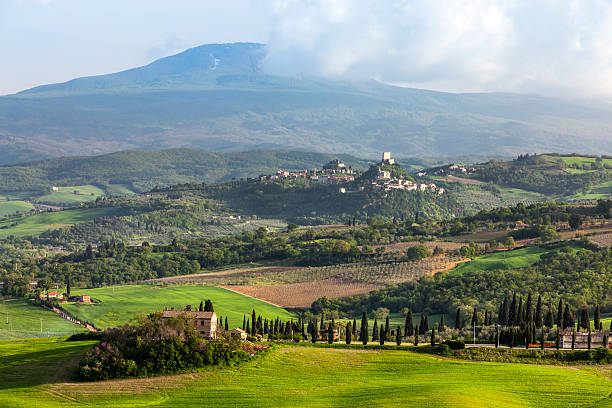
1,0,612,98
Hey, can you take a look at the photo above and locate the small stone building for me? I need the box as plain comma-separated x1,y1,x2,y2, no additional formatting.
161,310,218,340
228,328,248,341
560,331,611,349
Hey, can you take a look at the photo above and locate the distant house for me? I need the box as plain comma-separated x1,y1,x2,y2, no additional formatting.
161,310,218,340
318,327,339,341
228,328,248,341
51,186,60,192
46,291,63,300
560,331,611,349
70,294,90,303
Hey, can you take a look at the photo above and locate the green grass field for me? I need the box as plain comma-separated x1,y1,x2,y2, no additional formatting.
105,184,136,196
0,338,610,407
0,298,86,340
0,207,116,238
0,201,34,217
34,185,105,205
563,180,612,201
549,155,612,167
63,285,295,329
451,246,557,274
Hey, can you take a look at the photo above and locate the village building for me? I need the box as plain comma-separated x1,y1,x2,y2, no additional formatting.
381,152,395,165
161,310,218,340
46,291,63,300
560,331,611,349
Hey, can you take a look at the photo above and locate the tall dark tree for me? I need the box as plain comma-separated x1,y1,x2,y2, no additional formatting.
455,309,462,330
310,320,318,343
414,325,419,346
379,324,385,345
246,320,250,335
535,295,543,328
385,315,390,338
361,312,368,345
352,318,357,337
242,315,246,330
396,326,402,346
345,322,352,344
198,301,204,312
557,299,564,330
405,309,413,336
509,293,517,325
251,309,257,336
525,293,533,323
545,307,554,328
439,314,446,331
500,296,509,325
563,304,571,330
204,300,214,312
594,305,601,331
471,308,478,327
372,319,379,341
517,297,523,325
430,326,435,346
327,322,334,344
225,316,229,331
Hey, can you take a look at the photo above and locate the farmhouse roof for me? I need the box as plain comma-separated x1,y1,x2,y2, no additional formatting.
229,328,247,334
161,310,216,319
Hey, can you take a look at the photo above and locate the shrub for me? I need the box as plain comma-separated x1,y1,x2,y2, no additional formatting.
443,339,465,350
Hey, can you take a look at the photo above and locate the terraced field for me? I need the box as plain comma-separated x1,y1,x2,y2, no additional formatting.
33,185,105,205
1,338,611,407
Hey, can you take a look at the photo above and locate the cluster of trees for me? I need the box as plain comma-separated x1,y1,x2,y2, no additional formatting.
311,243,612,318
77,312,250,381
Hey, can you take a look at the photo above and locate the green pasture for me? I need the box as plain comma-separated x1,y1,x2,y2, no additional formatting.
563,180,612,201
451,246,561,274
104,184,136,196
496,186,546,202
547,155,612,167
63,285,295,329
0,201,34,217
0,207,116,238
0,298,85,340
1,338,611,407
34,184,105,205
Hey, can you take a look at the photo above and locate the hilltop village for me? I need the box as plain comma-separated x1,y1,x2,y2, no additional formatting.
259,152,445,195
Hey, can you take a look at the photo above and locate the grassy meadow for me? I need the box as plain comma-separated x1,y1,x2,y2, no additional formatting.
0,298,85,340
450,246,554,274
33,184,105,205
1,338,611,407
63,285,295,329
0,201,34,217
0,207,117,238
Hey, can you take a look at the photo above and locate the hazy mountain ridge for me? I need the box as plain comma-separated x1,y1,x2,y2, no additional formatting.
1,42,611,165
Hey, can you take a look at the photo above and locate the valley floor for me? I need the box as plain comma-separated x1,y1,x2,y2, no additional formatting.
1,338,611,407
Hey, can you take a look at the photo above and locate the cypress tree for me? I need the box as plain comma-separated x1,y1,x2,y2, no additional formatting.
372,320,379,341
535,295,543,328
414,325,419,346
509,293,517,325
517,297,523,325
525,293,533,323
545,307,554,328
198,301,204,312
251,309,257,336
396,326,402,346
471,308,478,327
422,315,429,334
430,326,435,347
352,318,357,337
246,320,250,335
320,313,324,329
563,305,571,330
484,311,488,327
385,315,390,338
572,326,576,350
379,324,385,345
204,300,214,312
405,309,413,336
225,316,229,331
360,312,368,345
242,315,246,330
555,328,560,350
439,314,446,331
327,322,334,344
557,299,564,330
455,309,462,330
594,305,601,332
502,296,509,325
310,320,318,343
345,322,352,344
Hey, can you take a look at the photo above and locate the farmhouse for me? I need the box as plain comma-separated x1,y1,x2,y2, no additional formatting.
46,291,63,300
560,331,611,349
161,310,218,340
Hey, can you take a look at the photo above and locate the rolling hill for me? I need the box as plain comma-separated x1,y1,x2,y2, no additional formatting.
1,43,611,165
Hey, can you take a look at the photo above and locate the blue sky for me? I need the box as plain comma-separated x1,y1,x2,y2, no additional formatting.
2,0,612,98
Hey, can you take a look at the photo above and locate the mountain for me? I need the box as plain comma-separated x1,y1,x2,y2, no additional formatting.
1,42,611,165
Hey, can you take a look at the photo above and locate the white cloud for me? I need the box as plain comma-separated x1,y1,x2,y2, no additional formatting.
262,0,612,98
